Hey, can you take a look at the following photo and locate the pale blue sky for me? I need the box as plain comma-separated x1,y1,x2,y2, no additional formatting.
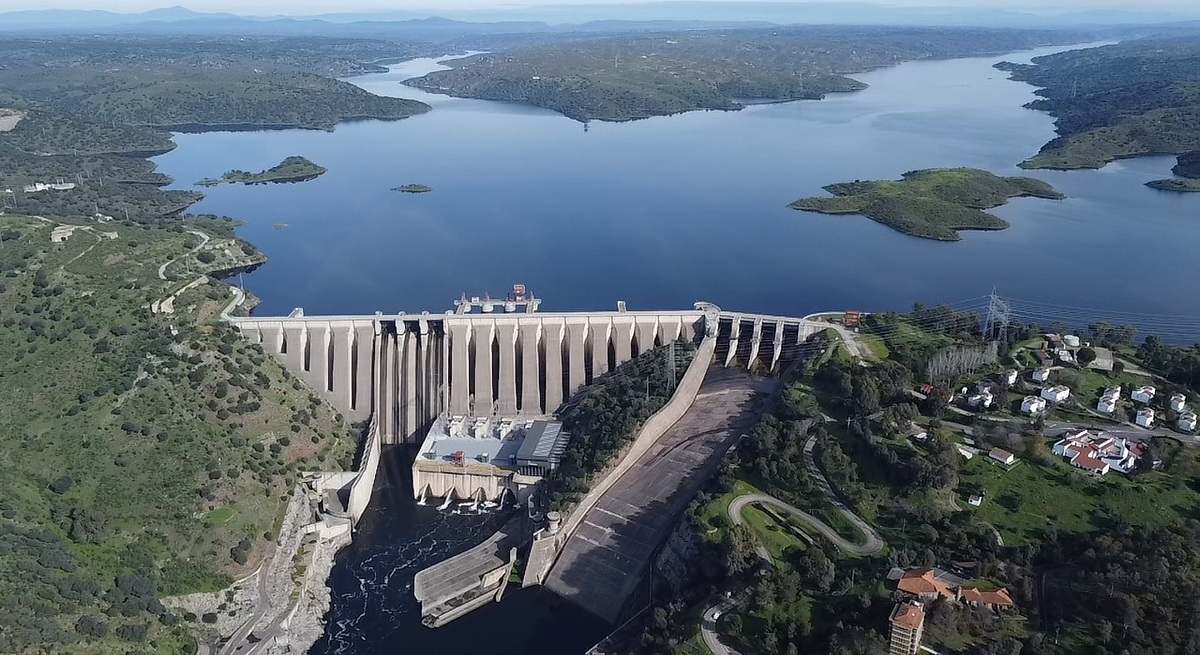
7,0,1200,14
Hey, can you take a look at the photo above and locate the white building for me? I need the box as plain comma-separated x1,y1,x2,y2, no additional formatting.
1179,411,1197,433
1041,385,1070,403
968,495,984,507
1031,368,1051,383
1104,386,1121,400
1136,408,1156,429
1132,386,1156,404
1021,396,1047,415
968,389,994,409
1170,393,1187,413
956,445,978,460
989,448,1016,466
1063,334,1081,348
1096,395,1118,414
1053,430,1141,475
1004,370,1018,386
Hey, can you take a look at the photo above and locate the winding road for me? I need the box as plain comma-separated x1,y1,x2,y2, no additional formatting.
158,229,210,281
727,492,884,558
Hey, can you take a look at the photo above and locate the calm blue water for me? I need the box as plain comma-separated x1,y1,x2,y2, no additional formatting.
153,43,1199,324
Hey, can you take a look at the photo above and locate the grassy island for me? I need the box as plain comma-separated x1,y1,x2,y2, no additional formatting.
1146,151,1200,192
997,40,1200,171
790,168,1064,241
392,183,432,193
199,156,326,186
1146,178,1200,193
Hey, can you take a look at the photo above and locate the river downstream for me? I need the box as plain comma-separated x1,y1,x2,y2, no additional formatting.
148,42,1198,654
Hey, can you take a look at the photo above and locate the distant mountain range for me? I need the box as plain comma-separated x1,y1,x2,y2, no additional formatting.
2,3,1199,37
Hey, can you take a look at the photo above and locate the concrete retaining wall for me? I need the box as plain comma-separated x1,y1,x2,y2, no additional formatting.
534,335,716,584
346,419,381,526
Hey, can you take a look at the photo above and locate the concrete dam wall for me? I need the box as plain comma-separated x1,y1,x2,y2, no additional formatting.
228,304,824,446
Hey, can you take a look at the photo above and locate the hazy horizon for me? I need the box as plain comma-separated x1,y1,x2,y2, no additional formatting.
5,0,1200,17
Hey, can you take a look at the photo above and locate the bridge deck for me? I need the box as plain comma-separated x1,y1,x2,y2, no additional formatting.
544,368,776,623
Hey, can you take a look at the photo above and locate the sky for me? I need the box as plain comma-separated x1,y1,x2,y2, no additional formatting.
5,0,1200,15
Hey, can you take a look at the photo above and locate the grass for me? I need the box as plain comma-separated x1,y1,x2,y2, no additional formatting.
790,168,1064,241
198,156,326,187
959,450,1200,545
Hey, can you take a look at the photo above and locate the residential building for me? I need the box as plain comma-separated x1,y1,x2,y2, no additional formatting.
1132,386,1156,404
1031,368,1051,383
968,494,984,507
1053,430,1143,475
956,445,977,460
1021,396,1047,415
1004,369,1018,385
959,587,1016,611
1170,393,1187,413
1179,411,1197,432
1063,334,1081,348
968,389,993,409
1096,394,1117,414
989,448,1016,467
889,601,925,655
1136,407,1156,428
897,568,955,601
1040,385,1070,403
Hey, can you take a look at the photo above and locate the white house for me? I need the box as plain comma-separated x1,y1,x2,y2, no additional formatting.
1104,386,1121,400
1041,385,1070,403
1004,370,1018,386
1096,395,1118,414
968,495,984,507
1179,411,1198,432
1021,396,1047,415
1031,368,1051,383
956,445,978,460
1132,386,1156,404
989,448,1017,467
1170,393,1187,413
1136,407,1156,429
968,389,994,409
1053,430,1141,475
1063,334,1081,348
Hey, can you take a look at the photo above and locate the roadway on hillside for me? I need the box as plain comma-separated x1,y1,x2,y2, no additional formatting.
544,368,777,624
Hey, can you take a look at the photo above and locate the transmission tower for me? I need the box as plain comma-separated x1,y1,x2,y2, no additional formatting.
983,288,1011,343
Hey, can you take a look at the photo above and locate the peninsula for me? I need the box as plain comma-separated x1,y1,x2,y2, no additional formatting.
790,168,1064,241
997,39,1200,171
1147,151,1200,192
198,156,327,186
408,27,1083,122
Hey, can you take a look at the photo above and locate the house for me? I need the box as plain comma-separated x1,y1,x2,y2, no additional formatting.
908,425,929,442
1179,411,1197,432
1021,396,1047,415
1031,368,1051,383
1004,370,1018,385
897,568,956,601
1132,385,1156,404
956,445,978,460
1136,407,1156,429
1053,430,1142,475
1170,393,1187,413
889,601,925,655
1096,395,1118,414
967,389,994,409
1057,349,1075,364
968,494,984,507
989,448,1016,467
1040,385,1070,403
1104,386,1122,400
1063,334,1082,348
959,587,1016,611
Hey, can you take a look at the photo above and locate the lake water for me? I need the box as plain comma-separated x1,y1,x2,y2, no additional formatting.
149,43,1200,654
154,43,1198,330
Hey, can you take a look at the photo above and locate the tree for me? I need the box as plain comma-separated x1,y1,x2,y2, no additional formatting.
1077,347,1097,368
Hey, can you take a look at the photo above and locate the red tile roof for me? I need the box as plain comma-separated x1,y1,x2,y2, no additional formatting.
897,568,955,599
960,587,1014,607
890,601,925,630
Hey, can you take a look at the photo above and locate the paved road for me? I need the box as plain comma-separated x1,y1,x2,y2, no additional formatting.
545,368,777,623
728,492,883,558
158,229,210,280
701,598,742,655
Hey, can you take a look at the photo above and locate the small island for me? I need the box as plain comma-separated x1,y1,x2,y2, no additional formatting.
790,168,1064,241
198,156,326,186
392,184,432,193
1146,151,1200,192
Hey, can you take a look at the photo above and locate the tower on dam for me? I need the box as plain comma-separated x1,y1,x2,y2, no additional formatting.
227,286,822,447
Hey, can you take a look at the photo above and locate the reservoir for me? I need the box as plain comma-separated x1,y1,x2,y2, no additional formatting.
149,42,1198,654
154,43,1198,324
